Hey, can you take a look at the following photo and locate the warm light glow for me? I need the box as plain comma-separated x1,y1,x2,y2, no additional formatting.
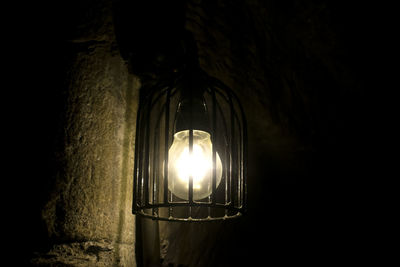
175,144,210,189
168,130,222,200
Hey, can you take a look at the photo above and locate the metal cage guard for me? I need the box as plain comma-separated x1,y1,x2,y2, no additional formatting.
133,68,247,222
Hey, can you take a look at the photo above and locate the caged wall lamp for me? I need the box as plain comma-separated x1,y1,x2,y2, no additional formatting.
132,34,247,222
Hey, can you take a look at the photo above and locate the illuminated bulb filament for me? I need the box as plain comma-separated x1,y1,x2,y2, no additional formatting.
168,130,222,200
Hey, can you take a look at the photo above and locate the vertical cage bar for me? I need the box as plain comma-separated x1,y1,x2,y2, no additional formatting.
211,88,217,205
228,92,235,208
237,126,241,209
152,126,158,215
241,106,248,211
236,119,243,209
163,88,171,204
143,100,151,207
188,80,194,218
168,191,173,218
188,129,194,204
132,102,143,212
138,104,148,208
224,141,228,215
236,106,244,208
240,140,244,208
238,128,242,208
215,90,231,206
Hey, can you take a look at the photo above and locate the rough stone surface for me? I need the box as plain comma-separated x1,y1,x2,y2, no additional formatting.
31,240,135,267
24,0,138,266
41,38,137,246
157,1,372,266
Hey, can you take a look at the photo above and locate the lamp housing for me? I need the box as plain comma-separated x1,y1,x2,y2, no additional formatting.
133,67,247,221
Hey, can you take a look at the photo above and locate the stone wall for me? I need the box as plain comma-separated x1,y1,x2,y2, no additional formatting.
21,0,139,266
158,0,371,266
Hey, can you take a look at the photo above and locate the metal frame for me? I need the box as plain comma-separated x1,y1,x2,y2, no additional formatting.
133,68,247,222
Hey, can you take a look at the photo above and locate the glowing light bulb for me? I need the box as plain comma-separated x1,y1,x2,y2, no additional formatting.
168,130,222,200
